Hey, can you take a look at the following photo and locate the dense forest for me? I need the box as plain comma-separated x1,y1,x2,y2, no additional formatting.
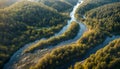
73,38,120,69
30,1,120,69
0,1,69,68
85,2,120,34
0,0,120,69
38,0,78,12
24,21,80,53
75,0,120,18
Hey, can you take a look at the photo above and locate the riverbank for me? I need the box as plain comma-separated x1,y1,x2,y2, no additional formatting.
3,0,87,69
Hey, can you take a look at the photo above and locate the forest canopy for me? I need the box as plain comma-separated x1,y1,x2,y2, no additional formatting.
0,1,69,68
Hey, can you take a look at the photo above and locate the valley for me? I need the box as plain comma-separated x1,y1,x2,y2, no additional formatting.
0,0,120,69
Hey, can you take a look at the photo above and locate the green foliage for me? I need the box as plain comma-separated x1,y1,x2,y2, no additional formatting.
30,29,107,69
0,1,68,27
0,1,69,68
30,2,120,69
39,0,78,12
24,21,80,53
0,0,120,69
75,0,120,18
84,2,120,34
74,39,120,69
77,30,105,47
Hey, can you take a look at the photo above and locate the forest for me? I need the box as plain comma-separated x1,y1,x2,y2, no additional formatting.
0,0,120,69
38,0,78,12
73,39,120,69
0,0,69,68
24,21,80,53
75,0,120,18
30,1,120,69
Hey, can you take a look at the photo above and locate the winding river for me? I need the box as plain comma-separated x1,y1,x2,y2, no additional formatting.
4,0,87,69
3,0,120,69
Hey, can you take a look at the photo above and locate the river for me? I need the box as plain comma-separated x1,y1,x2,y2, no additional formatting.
3,0,86,69
3,0,119,69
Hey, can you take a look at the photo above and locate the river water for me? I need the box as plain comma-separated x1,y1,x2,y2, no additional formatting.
4,0,86,69
4,0,119,69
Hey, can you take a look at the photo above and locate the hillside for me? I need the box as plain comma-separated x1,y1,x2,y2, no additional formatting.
0,1,69,68
0,0,120,69
72,2,120,69
75,0,120,18
38,0,78,12
73,38,120,69
85,2,120,34
30,2,120,69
